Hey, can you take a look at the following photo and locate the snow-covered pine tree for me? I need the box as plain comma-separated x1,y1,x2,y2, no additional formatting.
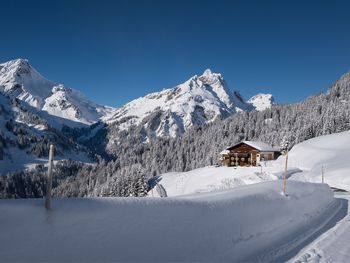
135,173,148,197
280,136,290,155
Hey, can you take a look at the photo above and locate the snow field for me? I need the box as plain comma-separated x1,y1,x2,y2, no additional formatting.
152,165,301,197
0,181,339,262
279,131,350,191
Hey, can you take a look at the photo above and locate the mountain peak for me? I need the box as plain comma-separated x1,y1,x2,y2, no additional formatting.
106,69,256,138
202,68,213,76
0,59,113,124
10,58,29,65
1,58,29,68
199,68,223,81
248,93,275,111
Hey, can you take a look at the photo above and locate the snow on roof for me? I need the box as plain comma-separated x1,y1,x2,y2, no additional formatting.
219,150,230,155
227,141,279,152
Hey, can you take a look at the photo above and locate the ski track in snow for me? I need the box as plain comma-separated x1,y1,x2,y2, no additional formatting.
289,193,350,263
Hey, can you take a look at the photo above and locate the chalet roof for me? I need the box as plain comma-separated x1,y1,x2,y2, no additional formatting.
226,141,279,152
219,150,230,155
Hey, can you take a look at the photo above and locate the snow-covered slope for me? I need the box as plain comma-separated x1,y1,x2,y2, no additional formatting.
0,92,91,173
0,59,113,125
105,69,254,138
279,130,350,191
248,93,275,111
0,181,340,262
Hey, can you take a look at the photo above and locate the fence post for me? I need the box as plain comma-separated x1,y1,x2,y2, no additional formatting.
45,144,54,210
282,150,288,195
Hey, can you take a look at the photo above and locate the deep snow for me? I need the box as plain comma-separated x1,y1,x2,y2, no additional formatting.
288,192,349,263
0,181,340,262
277,130,350,191
151,165,301,197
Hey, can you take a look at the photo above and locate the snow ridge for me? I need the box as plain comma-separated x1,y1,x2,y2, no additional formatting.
106,69,255,138
0,59,114,125
248,93,275,111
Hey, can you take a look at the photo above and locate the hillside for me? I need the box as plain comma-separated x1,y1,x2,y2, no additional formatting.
0,92,91,173
282,130,350,191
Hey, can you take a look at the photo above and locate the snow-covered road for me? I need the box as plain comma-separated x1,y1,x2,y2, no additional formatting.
0,181,340,262
289,193,350,263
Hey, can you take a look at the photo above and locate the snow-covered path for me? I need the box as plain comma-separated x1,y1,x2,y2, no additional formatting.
0,181,340,262
289,193,350,263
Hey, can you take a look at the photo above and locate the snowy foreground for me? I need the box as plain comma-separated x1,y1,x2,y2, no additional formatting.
289,192,349,263
0,181,341,262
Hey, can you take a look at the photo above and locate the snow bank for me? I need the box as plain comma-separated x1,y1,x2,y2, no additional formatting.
0,181,340,262
152,165,300,197
280,131,350,191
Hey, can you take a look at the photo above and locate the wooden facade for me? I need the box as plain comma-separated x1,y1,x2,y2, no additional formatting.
220,142,278,167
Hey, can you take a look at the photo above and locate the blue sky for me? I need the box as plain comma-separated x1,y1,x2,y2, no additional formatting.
1,0,350,107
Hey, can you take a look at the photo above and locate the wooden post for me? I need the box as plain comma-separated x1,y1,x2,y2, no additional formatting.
45,144,54,210
282,150,288,195
322,165,324,184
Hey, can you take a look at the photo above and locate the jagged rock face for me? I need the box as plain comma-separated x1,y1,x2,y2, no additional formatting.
0,59,114,126
105,69,254,138
247,93,275,111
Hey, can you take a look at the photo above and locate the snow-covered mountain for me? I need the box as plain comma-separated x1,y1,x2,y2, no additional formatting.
0,59,275,136
0,91,91,173
105,69,256,138
247,93,275,111
0,59,114,126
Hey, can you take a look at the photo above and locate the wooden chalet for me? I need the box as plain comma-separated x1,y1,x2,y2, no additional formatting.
220,141,280,167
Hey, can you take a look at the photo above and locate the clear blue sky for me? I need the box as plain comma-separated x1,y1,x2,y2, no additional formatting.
1,0,350,107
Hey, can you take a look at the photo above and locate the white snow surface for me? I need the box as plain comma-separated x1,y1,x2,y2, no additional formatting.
0,181,340,262
248,93,275,111
288,192,350,263
151,165,302,197
105,69,255,138
276,130,350,191
0,59,114,125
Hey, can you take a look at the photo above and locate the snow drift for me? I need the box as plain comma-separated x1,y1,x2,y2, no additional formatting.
282,130,350,191
0,181,340,262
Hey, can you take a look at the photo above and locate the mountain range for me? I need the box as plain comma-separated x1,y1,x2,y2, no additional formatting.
0,59,274,136
0,59,113,127
0,58,276,172
0,58,349,197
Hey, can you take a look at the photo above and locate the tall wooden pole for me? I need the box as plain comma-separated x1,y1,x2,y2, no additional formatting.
45,144,54,210
282,150,288,195
322,165,324,184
